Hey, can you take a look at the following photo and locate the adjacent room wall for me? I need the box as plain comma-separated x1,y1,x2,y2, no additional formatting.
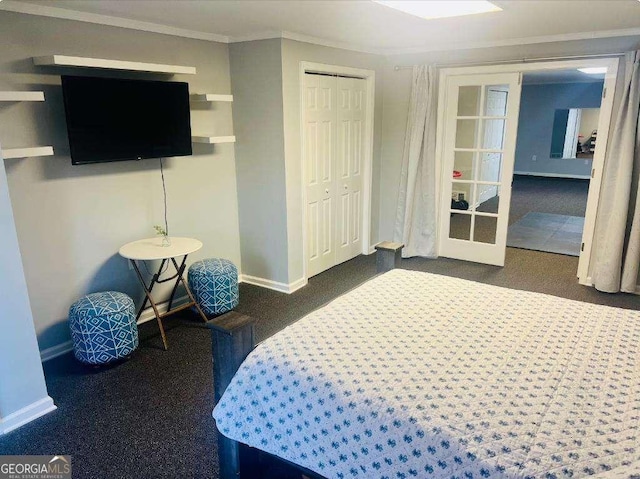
0,11,241,355
230,39,289,285
280,39,385,284
514,81,604,178
379,36,640,243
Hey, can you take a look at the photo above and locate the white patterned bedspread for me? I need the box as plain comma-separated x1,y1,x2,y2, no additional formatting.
213,269,640,479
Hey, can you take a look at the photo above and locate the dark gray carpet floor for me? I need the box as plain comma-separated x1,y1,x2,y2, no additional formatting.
508,175,589,224
1,237,636,478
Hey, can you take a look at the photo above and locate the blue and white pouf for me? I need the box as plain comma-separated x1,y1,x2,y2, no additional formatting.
188,258,239,316
68,291,138,365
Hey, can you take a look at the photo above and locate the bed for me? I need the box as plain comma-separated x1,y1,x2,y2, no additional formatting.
208,263,640,479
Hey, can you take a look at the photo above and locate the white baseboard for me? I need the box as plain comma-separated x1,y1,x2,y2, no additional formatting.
514,171,591,180
288,277,308,293
240,274,307,294
0,396,56,435
40,340,74,362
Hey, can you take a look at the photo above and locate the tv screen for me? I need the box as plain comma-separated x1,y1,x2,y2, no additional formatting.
61,76,192,165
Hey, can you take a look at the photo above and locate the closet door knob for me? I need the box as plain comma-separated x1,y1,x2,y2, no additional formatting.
343,184,348,190
325,188,330,194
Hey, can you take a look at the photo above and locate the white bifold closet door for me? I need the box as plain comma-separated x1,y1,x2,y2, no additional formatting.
304,73,366,278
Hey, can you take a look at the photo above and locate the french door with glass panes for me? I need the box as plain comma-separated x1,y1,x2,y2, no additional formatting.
304,73,366,277
438,73,522,266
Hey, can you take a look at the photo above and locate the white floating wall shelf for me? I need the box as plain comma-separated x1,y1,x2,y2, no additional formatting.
191,94,233,102
192,136,236,144
0,91,45,102
2,146,54,159
33,55,197,75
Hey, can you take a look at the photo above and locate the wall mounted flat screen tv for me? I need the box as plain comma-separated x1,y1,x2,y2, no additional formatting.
61,76,192,165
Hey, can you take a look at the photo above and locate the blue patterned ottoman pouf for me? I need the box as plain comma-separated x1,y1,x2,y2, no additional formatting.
188,258,239,316
68,291,138,365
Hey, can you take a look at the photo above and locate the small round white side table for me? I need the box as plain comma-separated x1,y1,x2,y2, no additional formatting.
119,236,208,350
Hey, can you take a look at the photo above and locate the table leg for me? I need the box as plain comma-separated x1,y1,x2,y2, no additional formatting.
171,257,209,322
134,259,166,321
130,260,169,350
167,255,187,312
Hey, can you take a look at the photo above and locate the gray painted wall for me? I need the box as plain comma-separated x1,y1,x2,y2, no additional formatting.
0,152,51,420
514,81,604,177
378,35,640,243
230,39,289,284
0,11,241,353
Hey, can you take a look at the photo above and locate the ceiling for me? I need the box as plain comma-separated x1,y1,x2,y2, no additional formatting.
4,0,640,55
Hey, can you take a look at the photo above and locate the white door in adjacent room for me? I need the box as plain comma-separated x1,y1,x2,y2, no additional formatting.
438,73,522,266
304,73,366,277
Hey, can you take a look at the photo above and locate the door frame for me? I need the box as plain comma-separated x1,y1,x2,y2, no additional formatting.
434,57,619,283
299,61,375,281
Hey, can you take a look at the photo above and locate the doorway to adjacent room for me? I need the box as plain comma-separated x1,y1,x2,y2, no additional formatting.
436,57,618,284
506,68,605,258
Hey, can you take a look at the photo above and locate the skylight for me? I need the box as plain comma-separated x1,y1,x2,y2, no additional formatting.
372,1,502,20
578,67,608,75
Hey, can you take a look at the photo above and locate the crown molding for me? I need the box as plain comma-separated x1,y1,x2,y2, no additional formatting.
229,26,640,57
227,30,282,44
379,27,640,56
0,0,229,43
1,1,638,57
279,30,380,55
227,29,379,55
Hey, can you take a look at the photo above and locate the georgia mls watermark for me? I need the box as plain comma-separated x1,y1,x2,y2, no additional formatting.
0,456,71,479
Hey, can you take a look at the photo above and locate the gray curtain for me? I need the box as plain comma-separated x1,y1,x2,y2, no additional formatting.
393,65,438,258
592,51,640,293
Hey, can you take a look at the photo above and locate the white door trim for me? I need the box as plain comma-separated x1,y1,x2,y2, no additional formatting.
435,57,619,281
299,61,375,282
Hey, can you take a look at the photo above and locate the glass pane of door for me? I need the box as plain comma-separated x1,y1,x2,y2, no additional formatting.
474,216,498,244
455,120,479,148
476,185,500,214
453,151,475,184
450,213,471,240
484,86,508,116
482,119,506,150
478,152,502,183
457,86,481,116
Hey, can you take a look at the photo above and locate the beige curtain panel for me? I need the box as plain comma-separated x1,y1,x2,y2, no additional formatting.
592,51,640,293
393,65,438,258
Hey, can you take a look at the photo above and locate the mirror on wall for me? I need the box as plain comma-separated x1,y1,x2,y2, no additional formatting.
550,108,600,159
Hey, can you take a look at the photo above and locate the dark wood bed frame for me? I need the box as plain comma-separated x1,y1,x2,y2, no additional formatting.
206,242,403,479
